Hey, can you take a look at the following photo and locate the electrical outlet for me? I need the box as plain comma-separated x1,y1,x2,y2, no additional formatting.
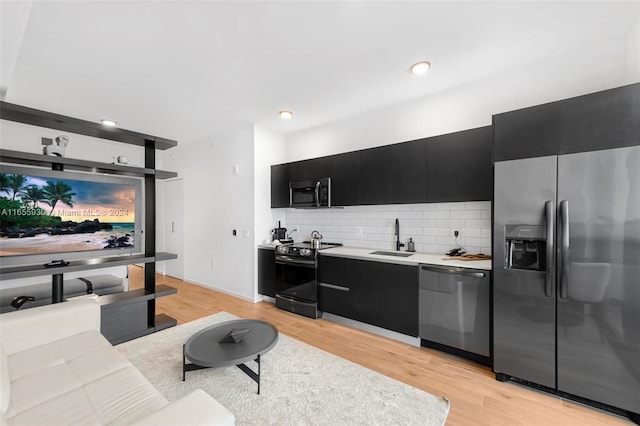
211,260,216,269
354,226,363,236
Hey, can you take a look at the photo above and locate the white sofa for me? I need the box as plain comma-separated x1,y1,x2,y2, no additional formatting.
0,299,235,426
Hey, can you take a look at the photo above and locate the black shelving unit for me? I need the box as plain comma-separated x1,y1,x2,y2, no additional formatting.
0,101,179,344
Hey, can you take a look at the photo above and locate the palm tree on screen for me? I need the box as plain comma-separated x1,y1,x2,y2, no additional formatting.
0,173,8,197
20,185,46,208
42,180,76,215
5,174,28,200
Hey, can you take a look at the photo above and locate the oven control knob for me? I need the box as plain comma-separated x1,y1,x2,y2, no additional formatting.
299,248,312,256
277,245,288,254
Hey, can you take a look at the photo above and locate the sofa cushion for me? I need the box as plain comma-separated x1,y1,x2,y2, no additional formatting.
4,330,169,426
86,367,168,425
7,388,101,426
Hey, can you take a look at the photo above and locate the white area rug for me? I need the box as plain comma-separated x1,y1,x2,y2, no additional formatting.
116,312,450,426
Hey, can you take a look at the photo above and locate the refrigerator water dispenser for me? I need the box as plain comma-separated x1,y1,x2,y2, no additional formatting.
505,225,546,271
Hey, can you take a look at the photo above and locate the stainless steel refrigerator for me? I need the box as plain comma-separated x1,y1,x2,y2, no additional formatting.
493,145,640,419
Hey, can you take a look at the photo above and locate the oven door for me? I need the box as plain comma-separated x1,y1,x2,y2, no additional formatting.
275,256,317,303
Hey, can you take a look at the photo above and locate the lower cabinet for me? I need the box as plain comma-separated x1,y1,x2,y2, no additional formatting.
258,248,277,297
318,256,418,336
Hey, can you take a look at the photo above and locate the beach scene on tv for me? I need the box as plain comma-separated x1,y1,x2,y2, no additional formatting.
0,172,137,257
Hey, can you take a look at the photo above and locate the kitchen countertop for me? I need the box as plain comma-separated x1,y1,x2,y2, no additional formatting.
258,244,491,270
320,246,492,270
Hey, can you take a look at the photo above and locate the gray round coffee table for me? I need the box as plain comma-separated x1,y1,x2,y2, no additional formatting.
182,319,278,394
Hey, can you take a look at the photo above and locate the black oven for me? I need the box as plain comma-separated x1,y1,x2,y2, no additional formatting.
274,246,320,319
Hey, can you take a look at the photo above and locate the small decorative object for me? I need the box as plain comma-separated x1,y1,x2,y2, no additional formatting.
218,328,251,344
42,135,69,157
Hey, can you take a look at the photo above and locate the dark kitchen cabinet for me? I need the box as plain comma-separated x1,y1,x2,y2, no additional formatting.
319,256,418,336
494,83,640,162
270,163,290,208
389,140,426,204
425,126,493,202
359,146,390,205
318,255,365,319
493,102,559,162
558,83,640,154
377,262,418,336
258,248,277,297
330,151,360,206
289,156,331,182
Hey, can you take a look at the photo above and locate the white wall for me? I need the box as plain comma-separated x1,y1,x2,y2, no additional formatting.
163,124,256,301
253,125,286,245
285,31,639,161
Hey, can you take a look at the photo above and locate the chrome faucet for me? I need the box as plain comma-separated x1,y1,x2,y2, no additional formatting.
287,228,297,239
395,218,404,251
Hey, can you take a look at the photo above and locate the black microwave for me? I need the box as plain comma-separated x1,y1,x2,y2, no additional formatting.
289,178,331,208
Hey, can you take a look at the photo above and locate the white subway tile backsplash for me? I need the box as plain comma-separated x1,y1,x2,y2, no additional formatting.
459,228,480,237
451,210,482,219
466,201,491,210
281,201,492,254
436,202,466,211
424,210,451,219
465,219,491,229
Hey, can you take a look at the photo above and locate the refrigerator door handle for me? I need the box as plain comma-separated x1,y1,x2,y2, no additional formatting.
545,200,554,298
559,200,569,301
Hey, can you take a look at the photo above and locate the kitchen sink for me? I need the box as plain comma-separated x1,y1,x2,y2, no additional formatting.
369,251,414,257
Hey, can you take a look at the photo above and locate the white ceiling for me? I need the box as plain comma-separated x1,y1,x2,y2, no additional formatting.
1,1,639,145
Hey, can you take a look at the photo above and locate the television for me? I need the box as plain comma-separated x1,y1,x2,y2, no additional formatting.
0,164,143,267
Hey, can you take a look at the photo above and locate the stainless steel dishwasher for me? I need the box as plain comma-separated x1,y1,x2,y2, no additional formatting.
419,264,490,364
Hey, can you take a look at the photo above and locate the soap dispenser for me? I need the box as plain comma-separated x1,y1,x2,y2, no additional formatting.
407,238,416,252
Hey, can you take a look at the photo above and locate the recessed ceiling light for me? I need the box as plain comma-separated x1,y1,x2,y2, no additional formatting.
279,111,293,119
410,61,431,75
101,119,117,127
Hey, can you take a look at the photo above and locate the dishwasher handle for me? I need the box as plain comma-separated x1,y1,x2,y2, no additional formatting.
420,264,486,278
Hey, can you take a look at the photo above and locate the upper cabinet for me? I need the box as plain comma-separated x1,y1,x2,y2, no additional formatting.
271,125,494,207
426,126,493,202
270,163,290,208
289,156,331,182
493,102,559,162
330,151,360,206
558,83,640,154
494,83,639,162
389,140,426,204
359,146,391,205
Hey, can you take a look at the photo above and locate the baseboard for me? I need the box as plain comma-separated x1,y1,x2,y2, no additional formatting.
321,313,421,347
182,278,256,303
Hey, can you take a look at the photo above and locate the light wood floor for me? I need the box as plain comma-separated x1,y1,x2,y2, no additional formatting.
129,266,629,425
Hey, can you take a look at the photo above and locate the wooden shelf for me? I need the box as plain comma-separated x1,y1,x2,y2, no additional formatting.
0,149,177,180
0,253,176,280
155,313,177,331
156,252,178,261
0,102,177,150
108,327,155,345
1,103,179,343
98,288,155,306
155,169,178,180
156,284,177,298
